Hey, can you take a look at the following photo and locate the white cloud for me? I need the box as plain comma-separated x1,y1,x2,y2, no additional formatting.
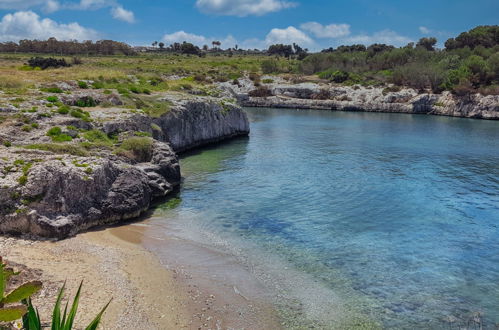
163,31,208,45
0,0,49,9
111,5,134,23
0,10,98,41
0,0,135,23
419,26,430,34
44,0,60,12
163,26,313,50
162,31,237,48
265,26,313,45
342,29,412,46
195,0,297,16
300,22,350,38
77,0,111,9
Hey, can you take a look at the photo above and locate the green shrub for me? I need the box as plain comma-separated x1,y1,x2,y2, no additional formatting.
3,141,11,147
75,96,96,107
116,137,153,162
77,81,88,89
47,126,72,142
91,81,104,89
261,59,280,74
83,130,115,147
318,69,350,83
57,105,70,114
46,96,58,103
129,86,141,94
23,281,111,330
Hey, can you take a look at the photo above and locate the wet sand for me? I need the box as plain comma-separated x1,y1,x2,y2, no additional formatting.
0,222,282,329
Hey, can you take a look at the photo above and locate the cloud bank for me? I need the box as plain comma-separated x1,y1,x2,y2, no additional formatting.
195,0,297,16
0,10,97,41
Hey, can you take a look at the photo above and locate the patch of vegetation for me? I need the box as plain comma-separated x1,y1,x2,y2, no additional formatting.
24,143,88,156
18,162,33,185
28,57,70,70
57,105,71,114
70,108,91,121
116,137,153,162
77,81,89,89
75,96,97,107
82,129,115,147
301,26,499,93
248,86,273,97
46,126,73,142
46,95,59,103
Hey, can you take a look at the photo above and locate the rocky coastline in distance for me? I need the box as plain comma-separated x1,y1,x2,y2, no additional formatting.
220,76,499,120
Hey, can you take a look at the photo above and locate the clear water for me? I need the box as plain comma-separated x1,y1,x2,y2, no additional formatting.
156,108,499,328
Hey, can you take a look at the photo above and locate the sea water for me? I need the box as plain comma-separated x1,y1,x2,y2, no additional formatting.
152,108,499,328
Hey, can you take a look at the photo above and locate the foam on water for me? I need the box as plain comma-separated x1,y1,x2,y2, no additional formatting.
149,108,499,328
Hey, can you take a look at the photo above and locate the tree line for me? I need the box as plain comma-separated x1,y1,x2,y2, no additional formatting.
265,25,499,95
0,38,136,55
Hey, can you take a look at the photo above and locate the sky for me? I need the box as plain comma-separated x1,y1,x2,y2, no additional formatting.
0,0,497,50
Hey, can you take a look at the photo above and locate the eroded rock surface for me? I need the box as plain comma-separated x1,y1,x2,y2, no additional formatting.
0,93,249,238
220,78,499,120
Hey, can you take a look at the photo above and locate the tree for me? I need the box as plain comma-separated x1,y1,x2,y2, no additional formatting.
212,40,221,49
267,44,294,57
445,25,499,50
158,42,165,50
152,41,158,48
417,37,437,51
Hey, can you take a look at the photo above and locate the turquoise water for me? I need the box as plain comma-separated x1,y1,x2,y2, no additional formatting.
159,108,499,328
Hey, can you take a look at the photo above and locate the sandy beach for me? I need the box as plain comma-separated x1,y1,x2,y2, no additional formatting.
0,222,282,330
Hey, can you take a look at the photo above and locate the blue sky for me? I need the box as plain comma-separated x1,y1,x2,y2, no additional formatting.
0,0,497,50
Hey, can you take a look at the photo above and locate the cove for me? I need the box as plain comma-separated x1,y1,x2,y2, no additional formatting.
149,107,499,328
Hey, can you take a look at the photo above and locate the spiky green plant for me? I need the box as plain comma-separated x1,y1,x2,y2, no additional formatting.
0,257,42,323
23,281,111,330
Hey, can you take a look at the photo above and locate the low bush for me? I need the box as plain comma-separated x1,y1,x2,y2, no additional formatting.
78,81,89,89
46,126,73,142
116,137,153,162
27,57,70,70
248,86,273,97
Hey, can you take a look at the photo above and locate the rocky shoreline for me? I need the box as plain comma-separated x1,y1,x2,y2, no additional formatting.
220,77,499,120
2,75,497,239
0,92,249,239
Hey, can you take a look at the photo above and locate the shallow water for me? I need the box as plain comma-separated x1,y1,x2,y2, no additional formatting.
152,108,499,328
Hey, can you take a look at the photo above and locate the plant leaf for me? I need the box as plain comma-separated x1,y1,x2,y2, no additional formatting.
2,281,42,304
23,298,42,330
0,262,5,300
0,305,27,322
63,281,83,330
52,281,66,330
84,298,112,330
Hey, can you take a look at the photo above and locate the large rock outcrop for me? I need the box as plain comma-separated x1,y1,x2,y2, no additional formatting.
0,142,180,239
220,79,499,120
102,98,250,152
0,95,250,239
